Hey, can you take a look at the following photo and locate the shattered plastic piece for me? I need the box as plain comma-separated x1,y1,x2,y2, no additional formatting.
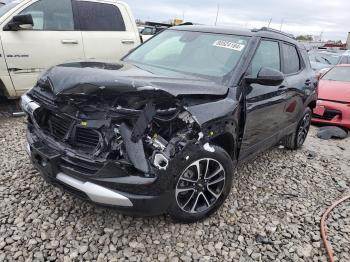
153,153,169,170
203,143,215,152
317,126,348,140
198,132,204,141
119,123,150,173
131,103,156,143
185,156,190,161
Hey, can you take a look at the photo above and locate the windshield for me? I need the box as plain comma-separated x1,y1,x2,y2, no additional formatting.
125,30,250,83
322,66,350,82
0,0,20,18
309,51,341,65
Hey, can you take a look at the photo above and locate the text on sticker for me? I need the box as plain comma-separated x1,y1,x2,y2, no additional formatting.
213,40,245,51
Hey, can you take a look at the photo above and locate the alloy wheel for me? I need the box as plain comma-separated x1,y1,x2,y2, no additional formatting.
175,158,226,214
297,113,311,146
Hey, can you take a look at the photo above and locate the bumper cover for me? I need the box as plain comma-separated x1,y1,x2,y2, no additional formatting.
312,100,350,129
22,93,172,215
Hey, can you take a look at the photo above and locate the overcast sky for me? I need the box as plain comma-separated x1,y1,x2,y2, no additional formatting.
127,0,350,41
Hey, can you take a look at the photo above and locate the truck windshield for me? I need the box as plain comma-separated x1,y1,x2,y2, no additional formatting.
125,30,250,83
0,1,21,18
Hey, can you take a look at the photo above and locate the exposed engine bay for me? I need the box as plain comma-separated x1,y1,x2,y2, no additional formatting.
25,69,237,179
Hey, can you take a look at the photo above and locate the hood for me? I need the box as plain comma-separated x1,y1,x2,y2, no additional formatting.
40,61,228,97
318,80,350,103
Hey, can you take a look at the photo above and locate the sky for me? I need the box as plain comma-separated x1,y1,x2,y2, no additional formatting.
127,0,350,42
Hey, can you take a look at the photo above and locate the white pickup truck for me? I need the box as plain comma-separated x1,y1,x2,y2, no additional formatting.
0,0,141,98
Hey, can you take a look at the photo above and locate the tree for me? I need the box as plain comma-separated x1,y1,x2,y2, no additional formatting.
296,35,313,41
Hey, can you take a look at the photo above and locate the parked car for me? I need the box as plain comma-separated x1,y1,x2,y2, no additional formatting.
0,0,140,99
21,26,317,222
140,25,167,42
312,65,350,129
309,50,350,72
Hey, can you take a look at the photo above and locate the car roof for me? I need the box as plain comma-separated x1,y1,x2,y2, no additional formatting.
170,25,301,47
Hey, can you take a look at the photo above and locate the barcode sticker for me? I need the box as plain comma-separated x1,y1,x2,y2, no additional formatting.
213,40,245,51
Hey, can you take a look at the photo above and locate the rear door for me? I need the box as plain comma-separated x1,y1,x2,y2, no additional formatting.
1,0,85,96
280,42,308,130
73,0,140,62
239,39,289,160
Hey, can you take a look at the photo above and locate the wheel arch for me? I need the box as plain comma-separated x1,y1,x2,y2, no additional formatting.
307,100,316,109
210,132,236,160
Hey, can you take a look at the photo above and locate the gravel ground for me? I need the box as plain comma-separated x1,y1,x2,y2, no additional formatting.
0,116,349,262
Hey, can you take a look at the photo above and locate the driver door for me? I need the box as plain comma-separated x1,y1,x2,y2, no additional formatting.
239,39,289,160
1,0,84,96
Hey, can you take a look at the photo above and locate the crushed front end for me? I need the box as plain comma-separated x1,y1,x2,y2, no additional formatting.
21,80,212,215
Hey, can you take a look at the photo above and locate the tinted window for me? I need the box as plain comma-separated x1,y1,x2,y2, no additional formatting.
20,0,74,30
142,27,155,35
322,66,350,82
251,40,280,77
282,43,301,74
75,1,125,31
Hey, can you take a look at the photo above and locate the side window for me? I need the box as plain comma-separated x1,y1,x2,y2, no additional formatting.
20,0,74,31
282,43,301,74
339,56,350,64
251,40,280,77
74,1,126,31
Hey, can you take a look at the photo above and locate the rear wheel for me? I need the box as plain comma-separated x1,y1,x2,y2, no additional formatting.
282,107,312,150
168,145,234,223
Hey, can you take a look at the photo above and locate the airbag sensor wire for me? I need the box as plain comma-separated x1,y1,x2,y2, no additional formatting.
320,194,350,262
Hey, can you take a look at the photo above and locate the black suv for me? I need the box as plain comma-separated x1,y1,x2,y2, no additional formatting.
21,26,317,222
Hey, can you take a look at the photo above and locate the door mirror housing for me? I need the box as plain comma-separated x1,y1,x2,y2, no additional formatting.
245,67,285,86
4,14,34,31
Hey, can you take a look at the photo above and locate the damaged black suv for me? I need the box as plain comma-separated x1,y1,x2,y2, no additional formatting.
21,26,317,222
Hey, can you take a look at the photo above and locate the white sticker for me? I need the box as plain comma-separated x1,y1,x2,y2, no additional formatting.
213,40,245,51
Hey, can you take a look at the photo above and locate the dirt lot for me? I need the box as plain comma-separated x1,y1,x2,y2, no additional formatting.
0,116,349,262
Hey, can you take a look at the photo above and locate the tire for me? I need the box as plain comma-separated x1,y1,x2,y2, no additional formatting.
282,107,312,150
168,144,235,223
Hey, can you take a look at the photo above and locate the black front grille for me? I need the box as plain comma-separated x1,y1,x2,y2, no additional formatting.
75,127,100,148
49,113,72,140
35,110,102,152
60,155,104,176
313,109,341,121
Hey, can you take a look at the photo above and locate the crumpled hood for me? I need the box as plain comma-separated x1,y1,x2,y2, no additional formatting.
40,61,228,97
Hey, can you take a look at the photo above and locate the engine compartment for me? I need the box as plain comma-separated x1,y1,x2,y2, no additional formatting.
28,85,203,176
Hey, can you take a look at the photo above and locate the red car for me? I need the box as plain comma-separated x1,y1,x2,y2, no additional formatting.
312,64,350,129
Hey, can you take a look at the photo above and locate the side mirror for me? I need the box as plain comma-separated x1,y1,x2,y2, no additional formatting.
4,14,34,31
245,67,285,86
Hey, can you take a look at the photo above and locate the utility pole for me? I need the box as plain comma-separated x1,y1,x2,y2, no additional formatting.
267,18,272,28
280,19,284,31
215,4,220,26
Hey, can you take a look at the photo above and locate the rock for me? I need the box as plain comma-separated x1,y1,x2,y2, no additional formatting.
297,244,313,258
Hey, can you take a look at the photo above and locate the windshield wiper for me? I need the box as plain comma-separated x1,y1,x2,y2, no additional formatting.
320,57,332,65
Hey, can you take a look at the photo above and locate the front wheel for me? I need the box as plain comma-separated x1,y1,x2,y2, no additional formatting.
168,145,235,223
282,107,312,150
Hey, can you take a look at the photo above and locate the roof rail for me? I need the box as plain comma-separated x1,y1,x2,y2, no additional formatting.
252,27,295,39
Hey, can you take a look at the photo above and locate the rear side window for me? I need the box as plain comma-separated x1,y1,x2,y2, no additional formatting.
74,1,125,31
20,0,74,30
282,43,301,74
339,56,350,64
251,40,280,77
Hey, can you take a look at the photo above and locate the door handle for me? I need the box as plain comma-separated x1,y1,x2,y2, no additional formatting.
121,39,135,44
305,79,312,86
61,39,78,44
